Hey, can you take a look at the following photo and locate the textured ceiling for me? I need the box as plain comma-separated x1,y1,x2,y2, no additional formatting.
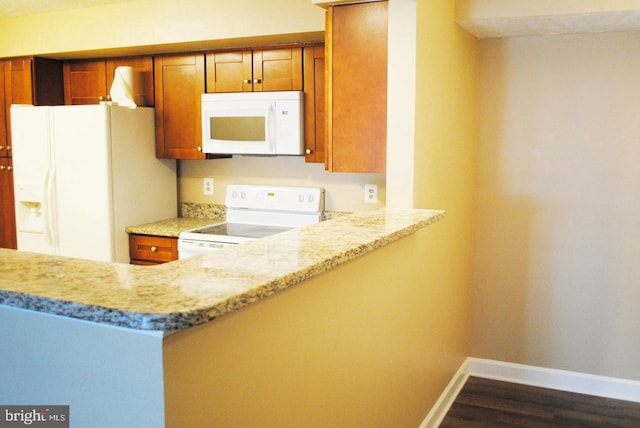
458,10,640,38
0,0,136,18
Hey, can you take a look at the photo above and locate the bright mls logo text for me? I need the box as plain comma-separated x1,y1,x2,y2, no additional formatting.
0,406,69,427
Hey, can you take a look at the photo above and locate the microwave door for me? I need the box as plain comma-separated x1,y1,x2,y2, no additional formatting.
203,106,274,155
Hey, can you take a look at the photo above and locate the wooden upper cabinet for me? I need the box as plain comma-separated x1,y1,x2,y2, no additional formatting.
154,53,206,160
106,57,154,106
206,47,303,93
256,48,303,92
303,45,326,164
63,60,106,105
326,1,388,173
63,56,153,106
5,58,34,105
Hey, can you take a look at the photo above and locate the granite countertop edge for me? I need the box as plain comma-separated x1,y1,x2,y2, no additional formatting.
0,208,445,332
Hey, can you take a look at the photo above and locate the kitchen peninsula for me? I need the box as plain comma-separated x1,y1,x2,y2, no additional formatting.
1,209,445,427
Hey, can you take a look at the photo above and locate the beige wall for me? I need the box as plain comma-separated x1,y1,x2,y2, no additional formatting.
472,31,640,380
409,0,479,387
0,0,324,58
163,226,449,427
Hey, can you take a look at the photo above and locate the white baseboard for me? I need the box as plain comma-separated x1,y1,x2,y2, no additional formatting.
420,357,640,428
468,357,640,403
419,360,470,428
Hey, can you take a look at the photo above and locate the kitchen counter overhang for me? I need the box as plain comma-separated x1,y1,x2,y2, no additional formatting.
0,209,445,332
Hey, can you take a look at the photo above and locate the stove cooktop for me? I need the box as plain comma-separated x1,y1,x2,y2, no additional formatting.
189,222,294,240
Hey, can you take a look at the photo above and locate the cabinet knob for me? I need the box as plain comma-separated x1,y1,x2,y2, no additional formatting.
6,146,10,151
7,165,12,172
243,79,251,84
197,147,202,152
305,148,312,155
0,146,4,150
0,166,4,171
150,246,158,252
253,79,261,84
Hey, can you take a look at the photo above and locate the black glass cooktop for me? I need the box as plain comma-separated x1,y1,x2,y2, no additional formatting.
191,223,293,239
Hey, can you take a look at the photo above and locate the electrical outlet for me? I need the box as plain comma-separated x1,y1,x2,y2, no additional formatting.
203,178,214,196
364,184,378,204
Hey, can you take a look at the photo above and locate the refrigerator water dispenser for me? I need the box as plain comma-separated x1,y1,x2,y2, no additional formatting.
14,182,44,233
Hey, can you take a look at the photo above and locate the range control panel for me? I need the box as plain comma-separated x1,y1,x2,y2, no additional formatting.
225,184,325,213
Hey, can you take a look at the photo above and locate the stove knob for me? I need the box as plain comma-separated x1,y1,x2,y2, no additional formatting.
298,194,305,203
240,191,246,199
308,195,314,203
232,191,238,199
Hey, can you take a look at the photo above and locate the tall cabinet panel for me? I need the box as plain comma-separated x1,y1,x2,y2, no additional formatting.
303,45,326,164
326,1,388,173
0,158,15,249
0,62,7,159
0,61,14,249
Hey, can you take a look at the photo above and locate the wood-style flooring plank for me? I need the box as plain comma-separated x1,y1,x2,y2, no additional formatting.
440,376,640,427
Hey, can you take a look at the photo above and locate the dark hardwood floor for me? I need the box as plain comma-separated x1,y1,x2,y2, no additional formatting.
440,376,640,427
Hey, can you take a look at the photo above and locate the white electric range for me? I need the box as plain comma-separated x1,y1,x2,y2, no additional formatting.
177,184,325,259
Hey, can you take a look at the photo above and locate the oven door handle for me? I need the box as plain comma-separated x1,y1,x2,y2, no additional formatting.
178,239,233,259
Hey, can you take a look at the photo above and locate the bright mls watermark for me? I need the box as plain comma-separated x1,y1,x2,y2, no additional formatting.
0,406,68,427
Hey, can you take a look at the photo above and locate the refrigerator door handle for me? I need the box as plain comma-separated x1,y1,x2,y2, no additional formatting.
44,168,57,249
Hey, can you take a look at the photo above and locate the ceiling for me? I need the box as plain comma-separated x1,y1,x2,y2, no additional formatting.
0,0,136,18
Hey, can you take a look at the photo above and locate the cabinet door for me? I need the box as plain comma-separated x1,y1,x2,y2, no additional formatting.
254,47,303,92
5,58,33,106
63,60,107,105
154,53,206,159
106,57,154,106
205,50,253,93
0,158,17,249
303,45,326,163
326,1,388,173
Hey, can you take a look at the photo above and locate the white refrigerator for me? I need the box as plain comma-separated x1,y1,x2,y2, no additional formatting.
11,104,177,263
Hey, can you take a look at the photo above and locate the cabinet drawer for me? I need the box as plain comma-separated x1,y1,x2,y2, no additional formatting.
129,234,178,264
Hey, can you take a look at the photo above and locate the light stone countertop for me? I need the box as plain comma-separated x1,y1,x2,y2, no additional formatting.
0,209,445,332
125,217,223,238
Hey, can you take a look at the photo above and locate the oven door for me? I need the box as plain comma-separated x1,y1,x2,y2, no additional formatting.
177,238,236,259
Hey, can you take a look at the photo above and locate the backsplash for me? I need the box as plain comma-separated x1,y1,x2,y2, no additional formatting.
181,202,226,219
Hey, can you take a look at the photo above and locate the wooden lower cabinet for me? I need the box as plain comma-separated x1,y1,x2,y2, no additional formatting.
0,158,16,249
129,234,178,265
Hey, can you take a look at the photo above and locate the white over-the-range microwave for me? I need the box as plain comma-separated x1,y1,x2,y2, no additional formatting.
201,91,303,156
